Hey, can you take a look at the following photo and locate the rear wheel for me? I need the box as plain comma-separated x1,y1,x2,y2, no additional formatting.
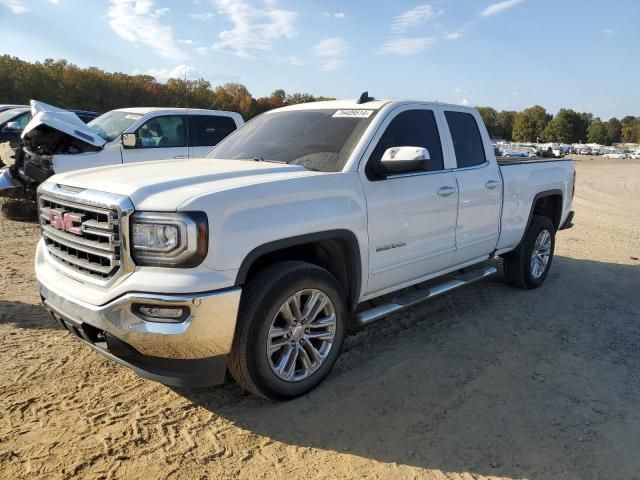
503,215,555,289
228,261,347,400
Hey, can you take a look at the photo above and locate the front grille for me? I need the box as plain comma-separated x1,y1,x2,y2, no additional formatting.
39,195,122,280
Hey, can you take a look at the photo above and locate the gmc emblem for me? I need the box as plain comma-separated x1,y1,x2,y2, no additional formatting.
49,210,83,235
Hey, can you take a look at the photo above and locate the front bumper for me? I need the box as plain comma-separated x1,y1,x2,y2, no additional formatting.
38,280,241,387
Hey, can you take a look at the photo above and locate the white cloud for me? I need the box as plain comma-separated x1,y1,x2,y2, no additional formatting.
190,11,214,21
313,37,348,71
0,0,28,13
334,12,345,19
210,0,298,58
391,5,441,33
284,55,304,66
446,31,462,40
480,0,524,18
313,37,348,57
379,37,435,55
49,0,60,4
134,64,197,82
107,0,185,59
460,98,470,106
602,28,614,35
178,38,194,45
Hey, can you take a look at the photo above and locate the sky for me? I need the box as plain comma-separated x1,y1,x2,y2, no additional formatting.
0,0,638,119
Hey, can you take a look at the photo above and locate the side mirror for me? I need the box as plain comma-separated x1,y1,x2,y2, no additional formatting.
2,121,22,133
381,146,431,174
121,132,137,148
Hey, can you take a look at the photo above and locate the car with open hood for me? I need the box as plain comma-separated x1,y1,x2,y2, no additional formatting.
0,101,243,201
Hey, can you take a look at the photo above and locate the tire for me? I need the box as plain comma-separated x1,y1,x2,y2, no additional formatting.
503,215,556,289
228,261,347,401
1,199,38,221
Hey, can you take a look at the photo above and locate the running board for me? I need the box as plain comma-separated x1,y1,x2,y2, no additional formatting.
354,266,497,326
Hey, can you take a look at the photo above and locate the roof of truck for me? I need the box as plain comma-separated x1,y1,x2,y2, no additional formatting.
273,98,475,113
113,107,240,116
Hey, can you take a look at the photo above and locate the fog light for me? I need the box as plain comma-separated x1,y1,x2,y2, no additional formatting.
133,305,189,323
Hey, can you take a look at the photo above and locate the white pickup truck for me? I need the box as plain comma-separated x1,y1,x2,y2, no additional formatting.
35,95,575,400
0,101,243,202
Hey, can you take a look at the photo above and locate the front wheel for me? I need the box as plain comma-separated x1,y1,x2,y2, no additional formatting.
503,215,556,289
228,261,347,400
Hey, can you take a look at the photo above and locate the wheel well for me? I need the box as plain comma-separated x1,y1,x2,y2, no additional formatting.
236,232,361,312
532,193,563,230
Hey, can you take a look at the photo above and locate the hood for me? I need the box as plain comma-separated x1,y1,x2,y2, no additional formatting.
22,100,105,150
49,158,315,210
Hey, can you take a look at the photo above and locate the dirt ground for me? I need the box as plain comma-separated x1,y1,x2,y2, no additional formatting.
1,157,639,480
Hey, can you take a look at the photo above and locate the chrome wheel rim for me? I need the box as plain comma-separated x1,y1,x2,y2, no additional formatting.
530,229,552,279
267,289,337,382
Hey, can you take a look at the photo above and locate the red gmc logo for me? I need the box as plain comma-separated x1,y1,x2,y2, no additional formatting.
49,210,83,235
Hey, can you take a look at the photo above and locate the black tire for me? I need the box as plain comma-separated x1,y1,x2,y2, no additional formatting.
503,215,556,289
1,199,38,222
228,261,347,401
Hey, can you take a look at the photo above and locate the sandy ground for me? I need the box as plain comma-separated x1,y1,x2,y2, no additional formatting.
1,157,639,480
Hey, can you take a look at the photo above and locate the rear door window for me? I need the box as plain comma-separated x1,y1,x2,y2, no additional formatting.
188,115,237,147
444,111,486,168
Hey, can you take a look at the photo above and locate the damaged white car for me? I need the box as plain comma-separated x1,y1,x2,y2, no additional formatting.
0,101,244,201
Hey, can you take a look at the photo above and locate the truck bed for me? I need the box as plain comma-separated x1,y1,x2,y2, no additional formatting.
497,157,573,166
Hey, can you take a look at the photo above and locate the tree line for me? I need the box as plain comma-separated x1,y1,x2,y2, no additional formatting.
477,105,639,145
0,55,333,120
1,55,638,145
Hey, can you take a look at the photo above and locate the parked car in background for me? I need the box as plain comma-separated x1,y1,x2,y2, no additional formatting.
0,107,31,150
603,151,628,159
34,96,575,400
578,147,591,155
0,101,244,201
0,104,100,167
629,151,640,159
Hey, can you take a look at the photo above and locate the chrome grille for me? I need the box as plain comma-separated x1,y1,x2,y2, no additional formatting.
39,195,122,279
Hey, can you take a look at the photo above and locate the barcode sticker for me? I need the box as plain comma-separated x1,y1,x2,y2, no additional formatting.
332,109,374,118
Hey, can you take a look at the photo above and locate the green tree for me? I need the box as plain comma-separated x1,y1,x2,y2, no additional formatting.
495,110,517,140
605,117,622,145
542,109,587,143
512,105,552,142
476,107,498,138
587,119,607,144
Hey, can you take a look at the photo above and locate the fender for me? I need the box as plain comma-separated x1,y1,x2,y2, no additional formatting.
235,229,362,310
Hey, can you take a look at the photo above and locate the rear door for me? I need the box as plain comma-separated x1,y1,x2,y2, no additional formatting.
360,105,458,295
188,114,238,158
121,114,188,163
441,107,502,264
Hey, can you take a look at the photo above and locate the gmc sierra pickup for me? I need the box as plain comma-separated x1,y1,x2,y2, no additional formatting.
35,95,575,400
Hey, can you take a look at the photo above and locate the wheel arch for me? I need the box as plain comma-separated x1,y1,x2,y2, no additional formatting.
526,189,564,232
235,230,362,311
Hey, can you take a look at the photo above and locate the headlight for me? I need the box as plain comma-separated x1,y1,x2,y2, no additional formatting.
130,212,208,267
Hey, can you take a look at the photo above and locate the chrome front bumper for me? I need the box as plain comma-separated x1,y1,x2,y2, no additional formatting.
38,280,241,387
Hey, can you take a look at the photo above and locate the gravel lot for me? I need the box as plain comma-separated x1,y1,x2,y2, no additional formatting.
1,157,639,480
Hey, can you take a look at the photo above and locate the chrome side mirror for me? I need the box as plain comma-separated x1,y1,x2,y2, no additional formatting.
121,132,137,148
381,146,431,173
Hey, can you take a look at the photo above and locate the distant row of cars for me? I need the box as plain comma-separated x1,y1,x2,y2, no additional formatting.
493,142,640,160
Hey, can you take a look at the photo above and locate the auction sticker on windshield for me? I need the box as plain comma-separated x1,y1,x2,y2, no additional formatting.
332,110,374,118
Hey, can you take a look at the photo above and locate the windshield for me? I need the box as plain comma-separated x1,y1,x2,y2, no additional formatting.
87,111,141,142
0,108,27,126
206,109,377,172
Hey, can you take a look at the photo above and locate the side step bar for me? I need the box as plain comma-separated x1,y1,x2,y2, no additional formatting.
355,266,497,326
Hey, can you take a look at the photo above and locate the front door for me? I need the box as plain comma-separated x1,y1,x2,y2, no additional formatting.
122,115,188,163
360,106,458,295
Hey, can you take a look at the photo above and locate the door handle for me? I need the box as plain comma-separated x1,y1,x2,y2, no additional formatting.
173,155,187,159
437,186,457,197
485,180,500,189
